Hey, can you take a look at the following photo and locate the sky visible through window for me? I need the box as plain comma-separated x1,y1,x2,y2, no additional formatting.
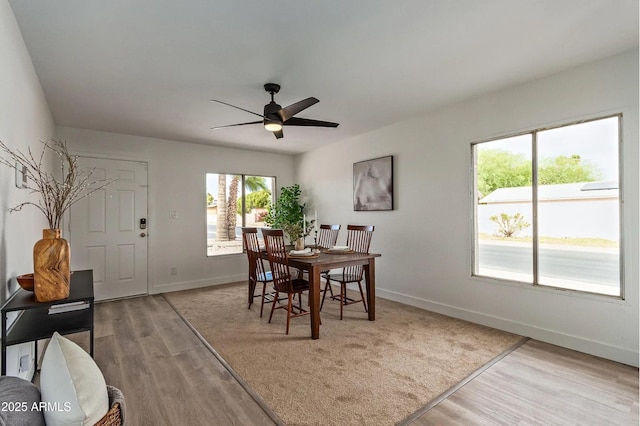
206,174,274,203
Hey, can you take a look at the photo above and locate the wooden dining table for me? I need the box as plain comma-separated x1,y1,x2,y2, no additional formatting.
259,250,381,339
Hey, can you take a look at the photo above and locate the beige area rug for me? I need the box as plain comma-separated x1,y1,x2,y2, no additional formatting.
165,283,523,426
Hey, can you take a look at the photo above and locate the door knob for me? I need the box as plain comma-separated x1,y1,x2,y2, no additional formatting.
140,232,146,237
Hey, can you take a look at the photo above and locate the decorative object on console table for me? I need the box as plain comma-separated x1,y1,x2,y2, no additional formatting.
0,139,114,300
16,273,35,291
33,228,70,302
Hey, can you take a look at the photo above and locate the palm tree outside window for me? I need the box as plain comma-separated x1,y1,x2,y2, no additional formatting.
206,173,275,256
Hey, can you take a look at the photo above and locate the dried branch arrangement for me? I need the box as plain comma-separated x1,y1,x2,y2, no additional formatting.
0,139,115,230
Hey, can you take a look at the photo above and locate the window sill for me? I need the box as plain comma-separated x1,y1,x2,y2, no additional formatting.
471,272,627,305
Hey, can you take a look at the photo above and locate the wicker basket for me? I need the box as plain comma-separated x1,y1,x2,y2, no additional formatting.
95,385,125,426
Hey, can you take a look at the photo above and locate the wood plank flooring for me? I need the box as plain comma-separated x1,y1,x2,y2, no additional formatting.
411,339,639,425
69,294,637,425
88,295,276,426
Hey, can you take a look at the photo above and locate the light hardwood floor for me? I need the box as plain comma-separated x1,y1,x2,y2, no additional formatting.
88,295,275,425
411,339,639,425
71,294,637,425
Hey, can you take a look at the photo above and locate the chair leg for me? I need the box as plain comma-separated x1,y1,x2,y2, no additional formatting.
327,279,335,297
286,293,293,335
340,283,345,320
268,291,279,324
248,278,256,309
321,279,331,310
357,281,368,312
260,282,267,318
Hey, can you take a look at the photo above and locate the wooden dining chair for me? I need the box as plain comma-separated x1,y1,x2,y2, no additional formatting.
315,224,341,299
242,227,274,317
321,225,374,320
262,228,312,334
316,224,341,249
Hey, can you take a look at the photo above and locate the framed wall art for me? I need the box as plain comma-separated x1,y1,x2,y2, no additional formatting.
353,155,393,211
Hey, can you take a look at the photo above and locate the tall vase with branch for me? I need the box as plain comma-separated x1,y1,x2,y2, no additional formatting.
0,139,115,301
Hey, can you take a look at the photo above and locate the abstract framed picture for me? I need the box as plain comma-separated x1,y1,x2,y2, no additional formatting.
353,155,393,211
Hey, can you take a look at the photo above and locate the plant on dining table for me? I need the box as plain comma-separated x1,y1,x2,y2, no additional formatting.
263,184,314,242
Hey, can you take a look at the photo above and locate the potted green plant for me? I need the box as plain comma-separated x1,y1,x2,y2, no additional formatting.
263,184,314,249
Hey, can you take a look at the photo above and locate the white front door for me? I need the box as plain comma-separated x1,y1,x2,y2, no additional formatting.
69,157,148,301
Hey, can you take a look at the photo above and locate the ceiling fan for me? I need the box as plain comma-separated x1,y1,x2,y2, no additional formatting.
210,83,339,139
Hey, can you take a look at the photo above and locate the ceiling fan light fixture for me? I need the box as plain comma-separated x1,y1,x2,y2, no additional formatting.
211,83,338,139
264,121,282,132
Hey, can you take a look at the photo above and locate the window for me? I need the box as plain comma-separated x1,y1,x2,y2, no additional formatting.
472,115,622,297
206,173,275,256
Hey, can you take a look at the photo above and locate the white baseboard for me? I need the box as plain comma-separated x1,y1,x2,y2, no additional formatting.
150,274,247,295
376,288,639,368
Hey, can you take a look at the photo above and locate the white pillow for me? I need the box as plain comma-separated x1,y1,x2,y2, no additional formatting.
40,332,109,426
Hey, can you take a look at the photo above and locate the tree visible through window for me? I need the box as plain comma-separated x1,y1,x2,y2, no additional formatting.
206,174,275,256
472,115,622,297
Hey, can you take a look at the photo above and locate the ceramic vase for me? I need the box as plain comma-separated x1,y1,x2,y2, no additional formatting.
294,237,305,251
33,229,70,302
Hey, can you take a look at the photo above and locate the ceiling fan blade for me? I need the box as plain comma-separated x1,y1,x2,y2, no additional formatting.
283,117,339,128
211,120,262,130
278,97,319,121
210,99,265,119
273,129,284,139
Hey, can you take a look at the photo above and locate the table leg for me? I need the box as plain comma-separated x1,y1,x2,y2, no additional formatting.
364,258,376,321
90,302,94,357
1,313,6,375
309,265,321,339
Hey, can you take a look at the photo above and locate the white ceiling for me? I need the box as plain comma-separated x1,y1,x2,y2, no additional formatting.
9,0,639,154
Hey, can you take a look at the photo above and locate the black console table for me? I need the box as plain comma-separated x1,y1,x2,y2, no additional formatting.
1,269,94,375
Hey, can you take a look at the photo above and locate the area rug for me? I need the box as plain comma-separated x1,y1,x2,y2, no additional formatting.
165,283,523,425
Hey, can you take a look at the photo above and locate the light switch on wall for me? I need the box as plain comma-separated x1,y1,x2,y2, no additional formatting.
19,354,30,372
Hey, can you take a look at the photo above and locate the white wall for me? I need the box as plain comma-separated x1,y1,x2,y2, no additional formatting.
295,50,639,366
0,0,55,377
57,127,296,295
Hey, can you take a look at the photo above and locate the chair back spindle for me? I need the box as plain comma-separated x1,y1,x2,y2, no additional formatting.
316,224,341,249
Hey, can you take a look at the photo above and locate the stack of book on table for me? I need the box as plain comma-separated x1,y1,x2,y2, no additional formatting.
48,301,90,315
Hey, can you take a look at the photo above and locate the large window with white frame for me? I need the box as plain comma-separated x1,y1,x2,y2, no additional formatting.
472,115,622,297
206,173,275,256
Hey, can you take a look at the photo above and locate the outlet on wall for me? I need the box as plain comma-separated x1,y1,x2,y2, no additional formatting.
170,267,178,275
